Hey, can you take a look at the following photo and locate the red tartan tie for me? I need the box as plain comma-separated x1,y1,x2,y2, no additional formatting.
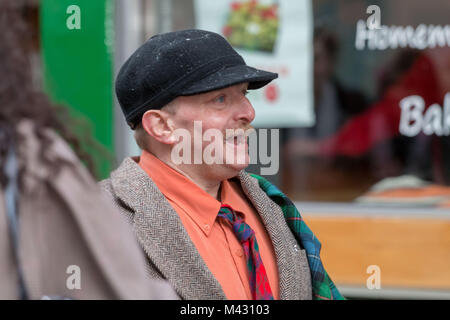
218,204,274,300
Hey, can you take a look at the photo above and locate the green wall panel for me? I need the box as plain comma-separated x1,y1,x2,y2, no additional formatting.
40,0,115,179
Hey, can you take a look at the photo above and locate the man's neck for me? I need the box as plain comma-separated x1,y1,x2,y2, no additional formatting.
156,153,222,200
173,165,222,200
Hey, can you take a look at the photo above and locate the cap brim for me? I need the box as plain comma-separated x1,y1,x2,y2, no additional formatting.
179,65,278,96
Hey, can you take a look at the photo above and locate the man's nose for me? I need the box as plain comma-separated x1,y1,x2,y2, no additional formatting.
235,97,255,124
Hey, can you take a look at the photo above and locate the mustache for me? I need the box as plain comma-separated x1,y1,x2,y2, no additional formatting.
223,124,254,135
223,124,255,142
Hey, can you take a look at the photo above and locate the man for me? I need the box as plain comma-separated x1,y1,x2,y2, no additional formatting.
101,29,343,300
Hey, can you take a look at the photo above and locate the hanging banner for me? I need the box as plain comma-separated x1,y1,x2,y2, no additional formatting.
194,0,314,128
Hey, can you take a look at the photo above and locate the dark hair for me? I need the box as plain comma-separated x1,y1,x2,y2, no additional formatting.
0,0,96,186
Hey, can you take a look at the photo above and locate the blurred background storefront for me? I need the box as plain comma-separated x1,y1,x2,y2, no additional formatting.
24,0,450,298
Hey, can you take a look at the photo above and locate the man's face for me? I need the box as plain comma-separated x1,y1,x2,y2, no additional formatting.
168,82,255,179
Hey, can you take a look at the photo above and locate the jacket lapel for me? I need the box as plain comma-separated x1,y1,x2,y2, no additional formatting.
109,158,226,300
238,171,307,300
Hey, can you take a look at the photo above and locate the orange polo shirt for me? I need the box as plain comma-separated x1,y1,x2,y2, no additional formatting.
138,150,279,300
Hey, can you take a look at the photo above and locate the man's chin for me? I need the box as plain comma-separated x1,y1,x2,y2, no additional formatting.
204,161,248,182
223,160,250,174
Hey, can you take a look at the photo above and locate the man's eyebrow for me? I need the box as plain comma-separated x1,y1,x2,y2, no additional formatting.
203,83,249,99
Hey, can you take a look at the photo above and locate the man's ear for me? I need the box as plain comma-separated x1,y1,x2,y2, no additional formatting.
141,110,177,145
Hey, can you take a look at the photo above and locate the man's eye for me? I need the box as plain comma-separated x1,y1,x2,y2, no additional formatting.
215,95,226,103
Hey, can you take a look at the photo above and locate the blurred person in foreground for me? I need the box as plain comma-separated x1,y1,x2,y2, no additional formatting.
0,0,176,299
100,29,344,300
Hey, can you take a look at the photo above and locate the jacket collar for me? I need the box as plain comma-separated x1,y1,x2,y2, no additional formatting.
238,171,305,300
110,157,225,300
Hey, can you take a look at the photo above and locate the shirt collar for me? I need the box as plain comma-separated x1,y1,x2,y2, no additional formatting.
138,150,221,236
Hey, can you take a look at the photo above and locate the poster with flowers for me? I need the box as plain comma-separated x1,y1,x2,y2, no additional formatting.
194,0,314,128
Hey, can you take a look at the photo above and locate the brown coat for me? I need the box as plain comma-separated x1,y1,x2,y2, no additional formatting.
0,121,177,300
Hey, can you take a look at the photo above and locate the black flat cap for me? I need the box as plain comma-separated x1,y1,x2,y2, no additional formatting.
116,29,278,129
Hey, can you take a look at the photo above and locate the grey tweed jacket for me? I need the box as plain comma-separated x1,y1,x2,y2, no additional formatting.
99,157,312,300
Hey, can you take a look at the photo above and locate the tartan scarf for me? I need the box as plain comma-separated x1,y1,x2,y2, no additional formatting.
218,204,274,300
250,173,345,300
